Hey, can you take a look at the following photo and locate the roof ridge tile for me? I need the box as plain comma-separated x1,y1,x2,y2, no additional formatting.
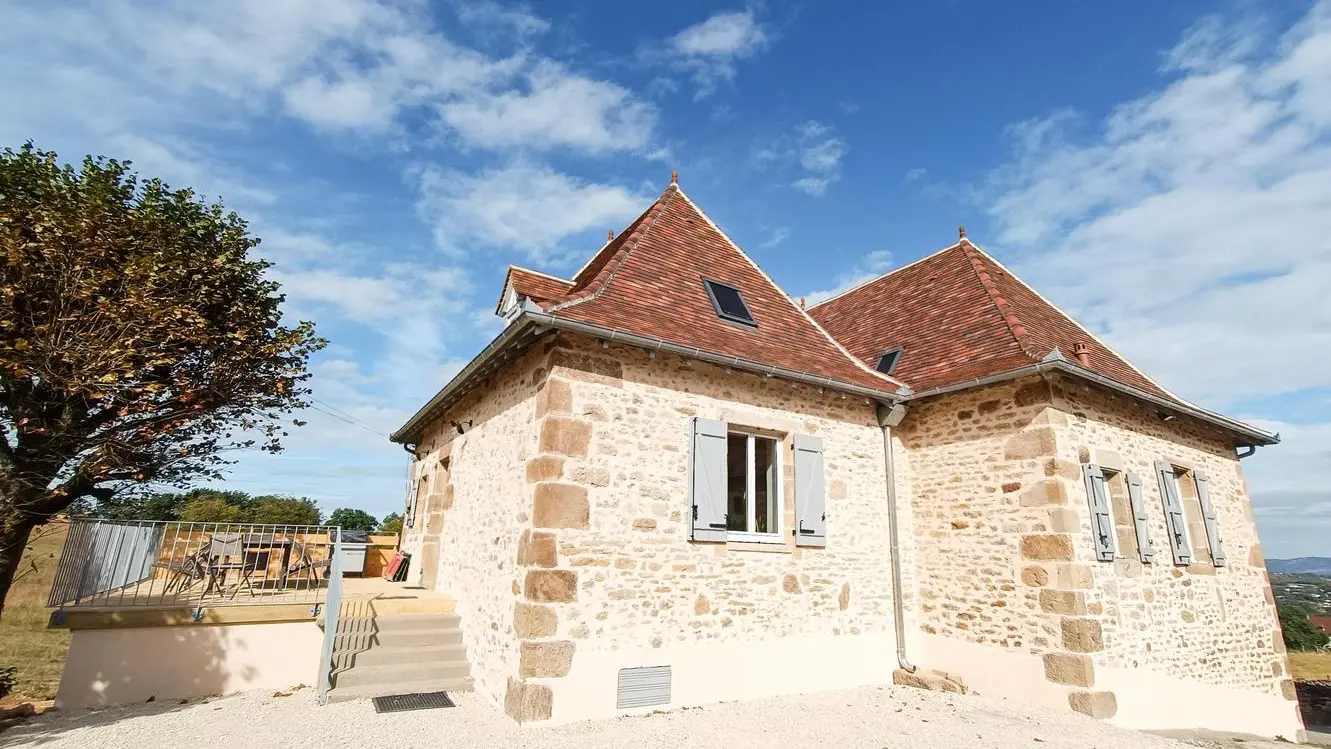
959,239,1039,361
548,188,674,312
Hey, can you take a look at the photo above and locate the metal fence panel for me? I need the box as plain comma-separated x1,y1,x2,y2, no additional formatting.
48,519,343,610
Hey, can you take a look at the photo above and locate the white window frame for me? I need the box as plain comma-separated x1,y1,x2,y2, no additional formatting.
726,430,784,543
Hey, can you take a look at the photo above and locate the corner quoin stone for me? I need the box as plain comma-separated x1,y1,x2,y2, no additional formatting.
504,678,553,723
1003,427,1057,460
539,416,592,457
535,378,572,417
513,602,558,638
525,570,578,603
1061,617,1105,653
517,529,558,568
525,455,564,483
532,483,590,529
1021,534,1074,561
519,640,575,678
1039,589,1087,615
1020,480,1068,507
1067,690,1117,719
1043,653,1095,687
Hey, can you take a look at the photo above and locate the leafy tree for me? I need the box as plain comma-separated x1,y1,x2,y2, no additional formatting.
1279,604,1330,651
378,512,403,535
179,497,245,524
249,495,322,525
0,144,323,614
327,507,377,532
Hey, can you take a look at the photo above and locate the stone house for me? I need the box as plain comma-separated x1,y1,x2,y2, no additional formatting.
390,174,1302,737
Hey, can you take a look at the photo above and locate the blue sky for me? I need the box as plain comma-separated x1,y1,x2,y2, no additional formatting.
3,1,1328,556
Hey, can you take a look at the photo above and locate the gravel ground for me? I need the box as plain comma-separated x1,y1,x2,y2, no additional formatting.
2,684,1208,749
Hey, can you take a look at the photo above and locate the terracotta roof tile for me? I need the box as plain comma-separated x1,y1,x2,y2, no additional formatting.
809,241,1176,400
496,266,574,314
539,185,906,395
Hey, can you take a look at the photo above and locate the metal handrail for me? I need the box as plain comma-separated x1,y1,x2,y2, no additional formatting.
48,518,345,610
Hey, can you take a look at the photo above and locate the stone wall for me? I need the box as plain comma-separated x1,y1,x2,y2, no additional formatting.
401,345,546,707
898,373,1296,727
1054,378,1292,699
509,333,911,722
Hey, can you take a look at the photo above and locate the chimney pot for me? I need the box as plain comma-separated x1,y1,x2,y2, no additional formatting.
670,169,679,185
1073,342,1091,367
958,225,967,240
607,229,614,242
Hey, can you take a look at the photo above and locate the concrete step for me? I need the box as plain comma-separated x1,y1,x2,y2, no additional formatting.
333,642,468,671
334,627,462,649
334,613,461,634
332,659,471,689
326,676,474,704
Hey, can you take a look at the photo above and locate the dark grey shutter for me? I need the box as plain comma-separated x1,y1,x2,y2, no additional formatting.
1155,461,1192,566
1081,464,1115,562
794,433,826,547
690,417,728,542
1194,470,1226,566
1126,472,1154,563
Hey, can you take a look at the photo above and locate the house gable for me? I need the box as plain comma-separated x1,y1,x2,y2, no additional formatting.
534,179,907,395
808,238,1175,400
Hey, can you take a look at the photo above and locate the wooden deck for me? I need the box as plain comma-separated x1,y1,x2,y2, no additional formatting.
50,577,453,630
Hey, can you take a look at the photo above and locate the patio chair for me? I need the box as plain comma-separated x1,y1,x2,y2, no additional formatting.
208,533,260,600
152,546,209,594
286,541,333,584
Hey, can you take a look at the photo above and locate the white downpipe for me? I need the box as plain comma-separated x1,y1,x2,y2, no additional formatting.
877,403,915,673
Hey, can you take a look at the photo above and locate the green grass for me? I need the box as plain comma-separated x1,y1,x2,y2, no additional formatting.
0,522,70,703
1289,650,1331,682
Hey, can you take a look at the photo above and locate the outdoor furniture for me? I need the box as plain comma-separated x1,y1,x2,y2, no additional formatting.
152,546,209,594
207,533,260,599
287,540,332,583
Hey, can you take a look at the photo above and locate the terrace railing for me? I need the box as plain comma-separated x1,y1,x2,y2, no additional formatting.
47,519,345,611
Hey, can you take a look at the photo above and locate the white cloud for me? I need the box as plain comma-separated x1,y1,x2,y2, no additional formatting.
453,1,551,39
804,250,894,305
438,61,656,153
660,9,770,99
760,227,791,248
758,120,847,196
1,0,654,154
415,163,649,259
980,2,1331,554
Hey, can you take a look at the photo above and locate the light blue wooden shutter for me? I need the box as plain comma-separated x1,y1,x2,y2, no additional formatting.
794,433,826,547
1194,470,1226,566
1081,464,1115,562
1126,472,1154,563
690,417,728,542
405,478,420,528
1155,461,1192,566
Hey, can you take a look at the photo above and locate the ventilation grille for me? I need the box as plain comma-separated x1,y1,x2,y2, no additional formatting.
617,666,671,709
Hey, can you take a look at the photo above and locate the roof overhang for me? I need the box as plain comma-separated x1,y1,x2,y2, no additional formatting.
904,360,1279,447
390,305,910,444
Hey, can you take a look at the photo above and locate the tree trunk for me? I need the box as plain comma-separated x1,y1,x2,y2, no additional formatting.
0,513,37,619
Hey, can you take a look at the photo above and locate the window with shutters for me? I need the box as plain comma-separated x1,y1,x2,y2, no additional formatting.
1156,462,1194,566
1085,464,1145,561
724,431,783,541
406,474,426,529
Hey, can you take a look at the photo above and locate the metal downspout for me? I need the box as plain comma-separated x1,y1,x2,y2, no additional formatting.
877,403,915,673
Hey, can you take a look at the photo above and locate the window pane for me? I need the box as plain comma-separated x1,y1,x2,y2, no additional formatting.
726,434,747,531
754,437,778,534
704,280,755,324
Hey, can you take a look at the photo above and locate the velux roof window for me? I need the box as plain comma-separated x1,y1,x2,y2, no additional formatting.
702,279,756,327
875,347,902,375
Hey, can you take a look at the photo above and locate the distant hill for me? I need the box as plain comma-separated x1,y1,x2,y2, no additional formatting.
1268,557,1331,575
